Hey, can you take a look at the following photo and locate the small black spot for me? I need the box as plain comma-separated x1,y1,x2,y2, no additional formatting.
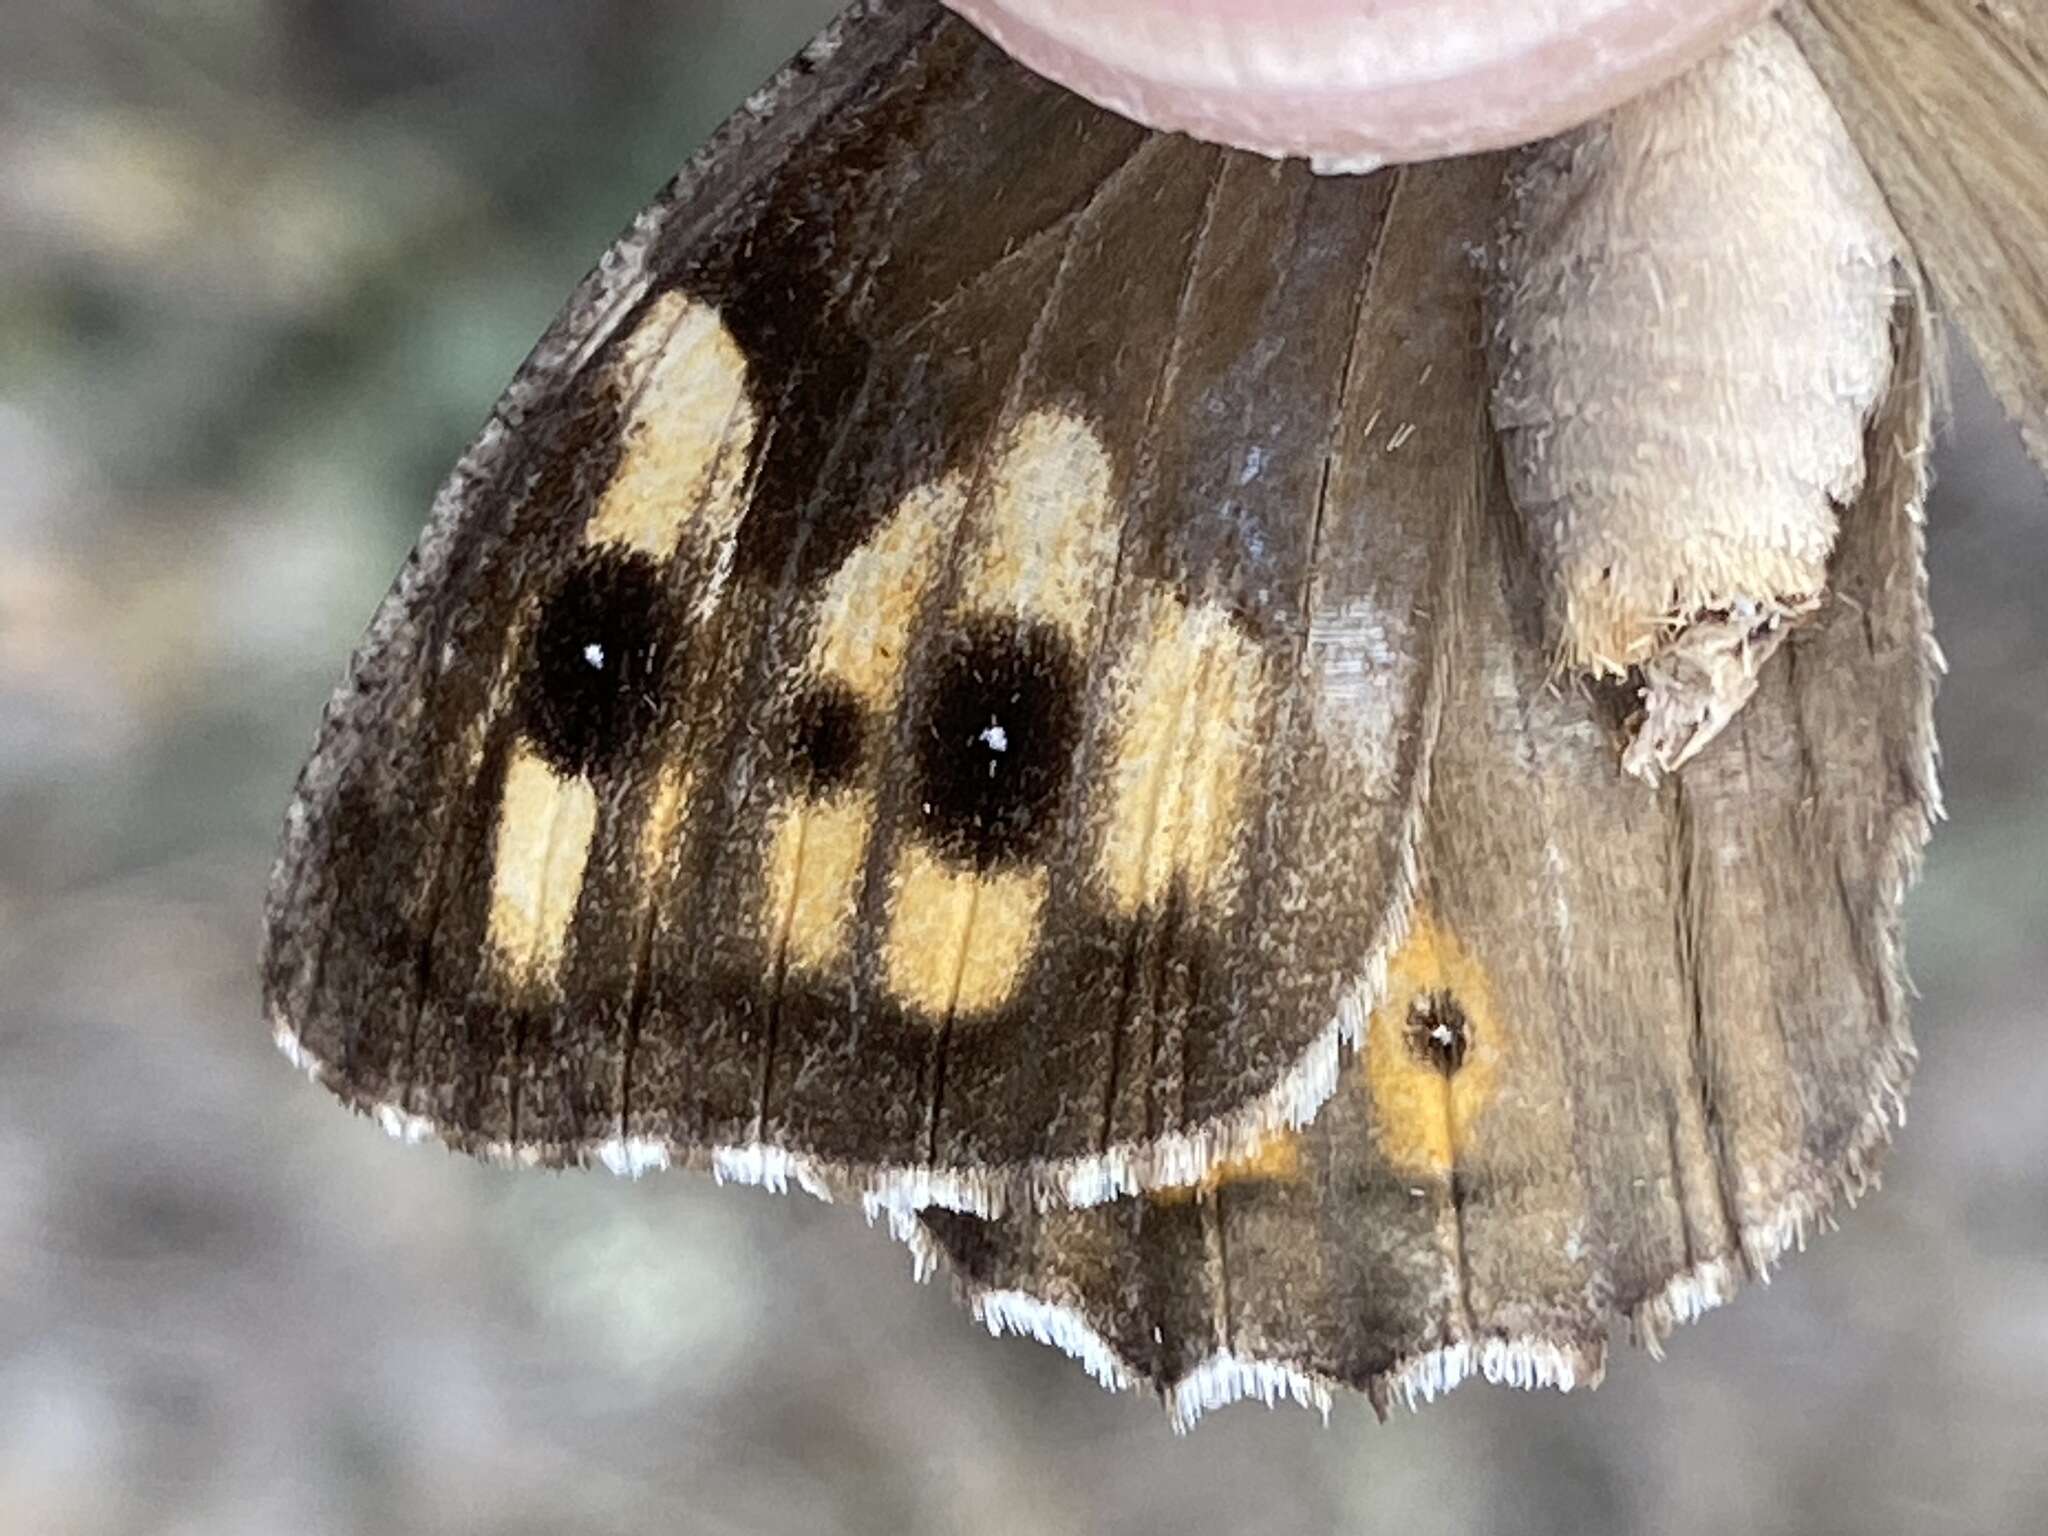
1406,991,1471,1076
522,549,671,778
791,683,864,793
910,620,1081,869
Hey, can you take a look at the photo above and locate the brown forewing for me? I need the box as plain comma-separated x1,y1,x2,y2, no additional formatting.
264,0,1454,1209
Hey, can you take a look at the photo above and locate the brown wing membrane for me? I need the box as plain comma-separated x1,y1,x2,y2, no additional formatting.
918,274,1939,1424
264,0,1461,1210
1788,0,2048,475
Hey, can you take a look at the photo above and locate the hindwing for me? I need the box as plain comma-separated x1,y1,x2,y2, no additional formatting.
920,277,1940,1422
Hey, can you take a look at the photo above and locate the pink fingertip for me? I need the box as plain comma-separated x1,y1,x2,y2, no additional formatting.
944,0,1779,169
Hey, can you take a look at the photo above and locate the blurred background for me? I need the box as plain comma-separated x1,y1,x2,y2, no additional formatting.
3,3,2045,1532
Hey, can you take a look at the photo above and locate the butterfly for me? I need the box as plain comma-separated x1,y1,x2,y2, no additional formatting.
264,0,2046,1424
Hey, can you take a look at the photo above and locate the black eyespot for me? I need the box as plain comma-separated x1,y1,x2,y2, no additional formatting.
791,683,864,794
910,619,1081,869
1406,991,1471,1076
522,548,670,778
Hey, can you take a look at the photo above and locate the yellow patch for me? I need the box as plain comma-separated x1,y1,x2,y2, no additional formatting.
1153,1131,1305,1204
961,409,1117,637
811,477,964,705
584,293,756,564
486,744,600,990
638,760,692,885
764,791,875,976
1363,910,1506,1177
1097,595,1265,915
883,845,1046,1018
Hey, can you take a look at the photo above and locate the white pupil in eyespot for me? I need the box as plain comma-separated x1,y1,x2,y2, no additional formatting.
582,642,607,671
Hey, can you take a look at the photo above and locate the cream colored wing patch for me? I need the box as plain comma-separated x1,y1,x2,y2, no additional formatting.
757,403,1272,1025
484,293,757,997
586,293,759,569
486,745,601,989
957,407,1117,634
1096,594,1266,916
764,476,966,978
883,846,1048,1017
879,409,1118,1020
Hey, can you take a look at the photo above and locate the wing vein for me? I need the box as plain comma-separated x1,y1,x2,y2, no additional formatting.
920,146,1122,1168
1091,148,1233,1157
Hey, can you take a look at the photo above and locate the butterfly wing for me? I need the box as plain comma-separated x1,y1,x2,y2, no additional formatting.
918,266,1940,1422
264,0,1474,1210
1788,0,2048,475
